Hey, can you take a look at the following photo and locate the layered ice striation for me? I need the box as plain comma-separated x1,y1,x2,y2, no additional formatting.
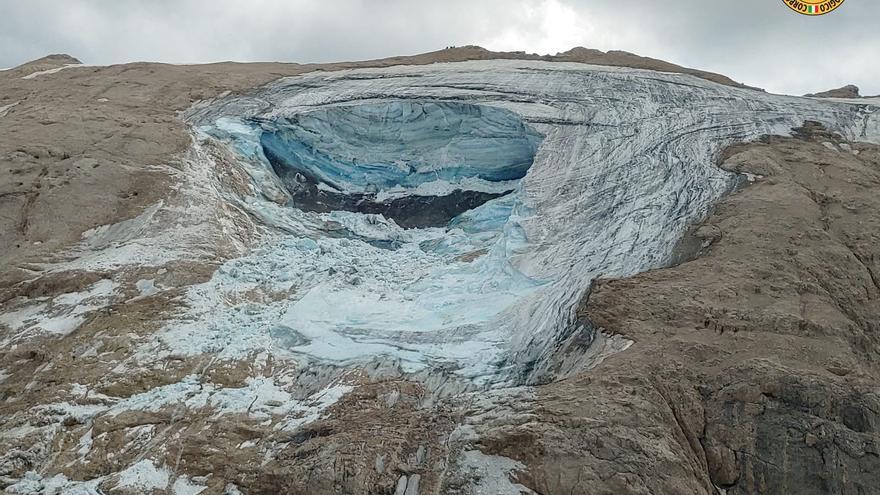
181,60,880,386
258,101,541,228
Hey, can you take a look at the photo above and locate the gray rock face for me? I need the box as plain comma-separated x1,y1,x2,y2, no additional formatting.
806,84,861,98
703,362,880,494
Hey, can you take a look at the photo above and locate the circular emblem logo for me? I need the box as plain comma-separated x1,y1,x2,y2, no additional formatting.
783,0,845,15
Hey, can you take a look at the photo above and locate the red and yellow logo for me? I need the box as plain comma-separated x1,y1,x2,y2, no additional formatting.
783,0,845,15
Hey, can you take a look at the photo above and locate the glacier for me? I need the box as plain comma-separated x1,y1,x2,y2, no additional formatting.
174,60,880,387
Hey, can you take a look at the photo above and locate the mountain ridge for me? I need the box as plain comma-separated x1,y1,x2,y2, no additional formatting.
0,50,877,495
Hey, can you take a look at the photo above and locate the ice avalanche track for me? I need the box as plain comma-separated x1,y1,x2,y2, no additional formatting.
177,60,879,387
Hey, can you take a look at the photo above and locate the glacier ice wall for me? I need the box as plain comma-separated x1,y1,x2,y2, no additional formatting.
261,101,542,192
178,60,880,387
256,101,542,228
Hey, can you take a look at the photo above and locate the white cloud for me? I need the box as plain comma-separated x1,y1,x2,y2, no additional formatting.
480,0,593,55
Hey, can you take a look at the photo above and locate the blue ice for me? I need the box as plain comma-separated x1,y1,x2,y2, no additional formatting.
258,101,543,194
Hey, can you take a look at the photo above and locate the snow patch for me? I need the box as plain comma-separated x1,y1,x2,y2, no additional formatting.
34,402,108,424
172,475,207,495
21,64,88,80
76,428,94,456
277,384,353,431
35,374,352,432
5,472,103,495
112,459,170,492
0,303,48,332
0,279,117,344
224,484,244,495
35,315,86,336
0,101,19,117
1,425,41,439
130,278,160,300
373,177,519,202
459,450,535,495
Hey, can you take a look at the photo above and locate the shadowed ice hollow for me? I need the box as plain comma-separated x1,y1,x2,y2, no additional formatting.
258,101,542,228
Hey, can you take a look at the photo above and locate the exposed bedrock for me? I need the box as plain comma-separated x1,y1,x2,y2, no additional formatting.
262,179,507,229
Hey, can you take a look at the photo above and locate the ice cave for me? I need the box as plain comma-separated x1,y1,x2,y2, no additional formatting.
259,101,543,228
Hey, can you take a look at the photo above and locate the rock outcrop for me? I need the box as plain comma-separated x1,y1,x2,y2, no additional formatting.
806,84,861,98
568,124,880,494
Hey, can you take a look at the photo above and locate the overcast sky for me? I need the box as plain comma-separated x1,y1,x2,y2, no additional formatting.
1,0,877,95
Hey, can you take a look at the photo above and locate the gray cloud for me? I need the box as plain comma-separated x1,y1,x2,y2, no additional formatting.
1,0,877,95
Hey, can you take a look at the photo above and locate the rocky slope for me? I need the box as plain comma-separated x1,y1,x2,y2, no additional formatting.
0,48,878,495
536,123,880,494
806,84,862,99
